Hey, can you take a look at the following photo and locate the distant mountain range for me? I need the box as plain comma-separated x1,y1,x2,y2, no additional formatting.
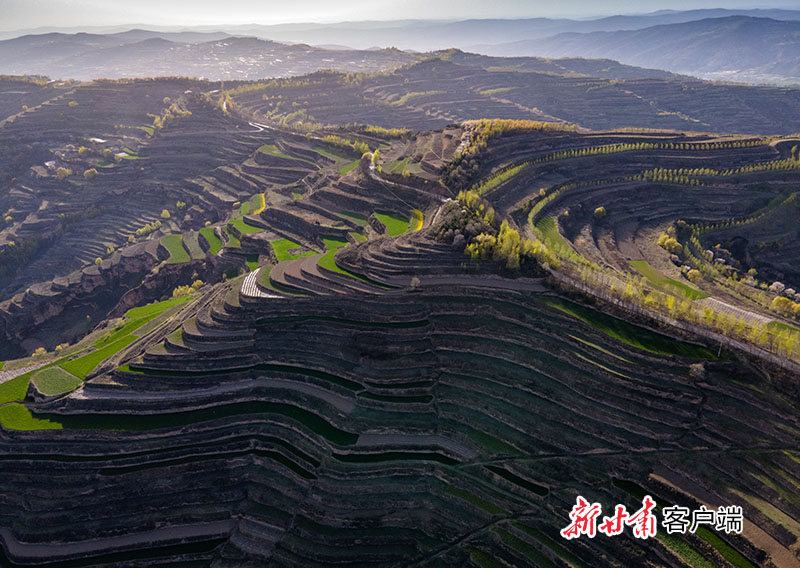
1,10,800,85
4,9,800,49
0,33,677,82
480,16,800,85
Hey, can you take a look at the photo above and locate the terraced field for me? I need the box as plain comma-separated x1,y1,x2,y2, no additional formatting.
0,216,796,566
1,69,800,568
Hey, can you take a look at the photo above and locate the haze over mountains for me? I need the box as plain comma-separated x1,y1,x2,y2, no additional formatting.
482,15,800,85
1,9,800,85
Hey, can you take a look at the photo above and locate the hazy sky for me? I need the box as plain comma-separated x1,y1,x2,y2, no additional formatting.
2,0,798,30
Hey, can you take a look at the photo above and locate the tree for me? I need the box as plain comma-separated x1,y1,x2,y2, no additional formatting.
771,296,794,315
687,269,702,283
176,201,187,210
68,101,78,107
56,167,72,180
160,209,171,219
593,206,607,219
78,146,88,157
83,168,97,180
372,149,380,166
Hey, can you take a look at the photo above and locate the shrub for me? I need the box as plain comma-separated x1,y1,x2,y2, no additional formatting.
83,168,97,180
56,167,72,180
687,269,702,283
593,206,607,219
160,209,171,219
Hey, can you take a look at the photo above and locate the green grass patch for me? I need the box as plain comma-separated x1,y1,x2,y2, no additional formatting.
258,144,313,164
493,528,556,568
405,161,424,175
31,367,82,396
61,336,138,380
375,211,410,237
658,532,716,568
338,160,359,175
230,217,262,235
223,227,240,248
0,404,62,430
385,158,408,175
446,486,508,515
631,260,709,300
30,402,358,444
467,428,521,455
161,234,190,264
271,238,316,262
545,298,715,358
513,523,587,568
337,211,368,226
292,191,303,200
312,146,352,164
65,297,189,380
199,227,223,256
137,125,154,136
468,549,507,568
0,361,4,371
183,231,205,260
246,254,259,271
768,321,800,333
318,237,390,288
569,334,633,363
250,193,266,215
349,231,366,243
0,375,34,405
125,296,190,320
535,216,581,261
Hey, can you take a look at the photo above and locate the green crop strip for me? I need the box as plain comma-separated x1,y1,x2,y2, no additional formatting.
199,227,223,255
545,298,715,358
161,234,190,263
631,260,709,301
27,401,358,445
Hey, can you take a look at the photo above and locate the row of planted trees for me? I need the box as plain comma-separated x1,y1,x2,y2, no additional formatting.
455,157,800,364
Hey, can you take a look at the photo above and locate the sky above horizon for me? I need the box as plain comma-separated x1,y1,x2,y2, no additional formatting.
2,0,798,31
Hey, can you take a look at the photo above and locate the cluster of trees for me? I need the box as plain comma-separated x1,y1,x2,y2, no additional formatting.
362,125,410,137
677,193,800,319
133,219,163,239
390,91,446,107
321,135,370,155
151,101,192,130
772,296,800,318
638,168,701,186
458,119,578,161
56,167,72,180
657,232,683,254
457,189,496,227
172,279,204,298
465,220,558,270
568,241,800,360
